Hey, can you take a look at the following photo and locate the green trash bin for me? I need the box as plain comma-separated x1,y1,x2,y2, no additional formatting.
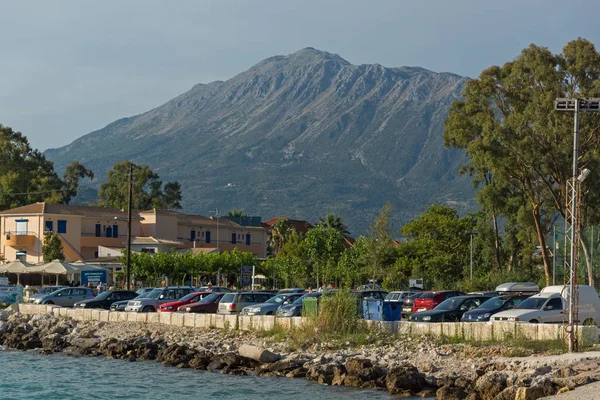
302,297,319,318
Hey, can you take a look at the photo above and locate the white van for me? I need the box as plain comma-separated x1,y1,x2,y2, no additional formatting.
491,285,600,325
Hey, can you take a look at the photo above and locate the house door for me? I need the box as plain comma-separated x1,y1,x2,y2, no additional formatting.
95,224,101,237
206,231,211,244
106,226,112,238
191,230,196,242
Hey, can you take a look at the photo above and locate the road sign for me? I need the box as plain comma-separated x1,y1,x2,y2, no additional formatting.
240,265,253,287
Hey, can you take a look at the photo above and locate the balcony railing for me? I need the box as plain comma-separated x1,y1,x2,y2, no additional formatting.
81,232,129,239
177,237,263,246
4,231,36,247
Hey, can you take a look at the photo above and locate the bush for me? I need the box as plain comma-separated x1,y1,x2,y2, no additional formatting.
316,290,363,336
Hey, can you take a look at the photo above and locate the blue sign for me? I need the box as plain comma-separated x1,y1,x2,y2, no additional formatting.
240,265,253,287
81,270,107,285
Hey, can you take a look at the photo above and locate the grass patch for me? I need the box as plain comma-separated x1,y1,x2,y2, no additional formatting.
432,331,568,357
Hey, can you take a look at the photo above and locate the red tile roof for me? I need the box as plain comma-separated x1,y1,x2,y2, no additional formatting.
262,217,314,235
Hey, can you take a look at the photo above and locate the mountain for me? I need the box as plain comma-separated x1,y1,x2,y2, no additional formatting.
45,48,475,235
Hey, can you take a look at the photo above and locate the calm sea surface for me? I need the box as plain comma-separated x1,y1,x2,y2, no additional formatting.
0,350,399,400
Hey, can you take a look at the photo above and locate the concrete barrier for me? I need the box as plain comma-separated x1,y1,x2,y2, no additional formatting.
10,303,600,345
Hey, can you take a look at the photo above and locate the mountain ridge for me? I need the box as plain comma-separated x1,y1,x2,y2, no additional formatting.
45,48,475,235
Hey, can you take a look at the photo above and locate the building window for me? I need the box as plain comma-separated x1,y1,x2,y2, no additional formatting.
45,221,53,233
15,219,28,235
141,248,156,254
95,224,101,237
94,251,99,258
16,251,26,262
57,220,67,234
206,231,211,244
190,230,196,242
113,225,119,238
246,234,251,246
231,233,237,244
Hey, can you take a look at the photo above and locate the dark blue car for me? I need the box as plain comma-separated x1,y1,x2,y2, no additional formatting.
461,295,531,322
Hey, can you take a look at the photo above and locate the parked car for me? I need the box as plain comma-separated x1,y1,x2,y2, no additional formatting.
34,287,95,307
467,291,499,297
111,291,153,311
217,291,273,315
74,290,138,309
277,288,305,295
197,286,232,293
125,286,195,312
495,282,540,294
401,293,424,319
410,295,492,322
27,286,66,303
178,293,226,313
491,285,600,325
136,287,155,295
461,294,532,322
276,292,323,317
240,293,304,316
157,292,213,312
385,291,417,302
412,290,465,314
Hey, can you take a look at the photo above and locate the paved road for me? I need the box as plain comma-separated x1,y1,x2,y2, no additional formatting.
541,381,600,399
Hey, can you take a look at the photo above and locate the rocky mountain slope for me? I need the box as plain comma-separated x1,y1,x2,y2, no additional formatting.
45,48,474,234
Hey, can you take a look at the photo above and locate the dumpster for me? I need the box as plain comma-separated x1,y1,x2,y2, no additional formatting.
382,300,401,321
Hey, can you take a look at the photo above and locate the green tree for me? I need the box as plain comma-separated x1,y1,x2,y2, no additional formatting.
444,38,600,285
42,233,65,261
364,202,397,288
227,209,245,217
0,125,94,210
268,218,294,257
305,225,345,288
398,204,474,287
317,213,350,236
98,160,182,210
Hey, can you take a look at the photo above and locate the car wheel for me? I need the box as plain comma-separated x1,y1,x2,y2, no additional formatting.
45,301,54,305
266,311,274,315
583,318,595,326
529,319,539,324
142,306,155,313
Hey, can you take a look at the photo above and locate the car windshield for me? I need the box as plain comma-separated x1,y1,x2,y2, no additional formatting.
179,292,198,302
197,293,219,303
435,298,463,311
478,297,508,310
145,289,163,299
516,297,548,310
266,295,286,304
94,291,111,300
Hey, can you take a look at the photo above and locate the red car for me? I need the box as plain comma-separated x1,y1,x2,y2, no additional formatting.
412,290,464,314
158,292,212,312
178,292,225,313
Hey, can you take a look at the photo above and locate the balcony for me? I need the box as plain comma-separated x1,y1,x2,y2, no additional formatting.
4,231,36,247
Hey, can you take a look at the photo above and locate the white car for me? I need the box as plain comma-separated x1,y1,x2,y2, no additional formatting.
491,285,600,325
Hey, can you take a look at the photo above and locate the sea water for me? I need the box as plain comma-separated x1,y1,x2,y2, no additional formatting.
0,350,399,400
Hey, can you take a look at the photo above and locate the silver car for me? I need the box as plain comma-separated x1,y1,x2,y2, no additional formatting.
241,293,304,316
217,292,273,315
125,286,195,312
35,287,95,307
28,286,66,303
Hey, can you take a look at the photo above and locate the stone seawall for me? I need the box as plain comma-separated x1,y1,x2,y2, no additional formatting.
17,304,600,345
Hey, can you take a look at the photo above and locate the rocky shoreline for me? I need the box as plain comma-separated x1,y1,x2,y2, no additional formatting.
1,307,600,399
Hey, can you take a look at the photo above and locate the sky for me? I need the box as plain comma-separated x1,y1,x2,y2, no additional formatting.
1,0,599,152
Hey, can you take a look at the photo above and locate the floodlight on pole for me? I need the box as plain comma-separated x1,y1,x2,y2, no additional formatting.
555,98,600,353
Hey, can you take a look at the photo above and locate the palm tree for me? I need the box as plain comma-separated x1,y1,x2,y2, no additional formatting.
268,218,293,256
227,208,245,217
317,213,350,236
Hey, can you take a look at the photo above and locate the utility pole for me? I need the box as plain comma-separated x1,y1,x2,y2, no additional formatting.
555,98,600,353
126,163,133,291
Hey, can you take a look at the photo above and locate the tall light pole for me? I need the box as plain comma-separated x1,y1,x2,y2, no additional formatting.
555,98,600,353
126,164,133,290
469,230,477,282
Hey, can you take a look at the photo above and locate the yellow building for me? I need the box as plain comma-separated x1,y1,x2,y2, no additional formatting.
0,203,268,263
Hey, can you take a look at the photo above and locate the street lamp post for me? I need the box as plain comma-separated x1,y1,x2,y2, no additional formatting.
126,164,133,290
555,98,600,353
469,230,477,282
